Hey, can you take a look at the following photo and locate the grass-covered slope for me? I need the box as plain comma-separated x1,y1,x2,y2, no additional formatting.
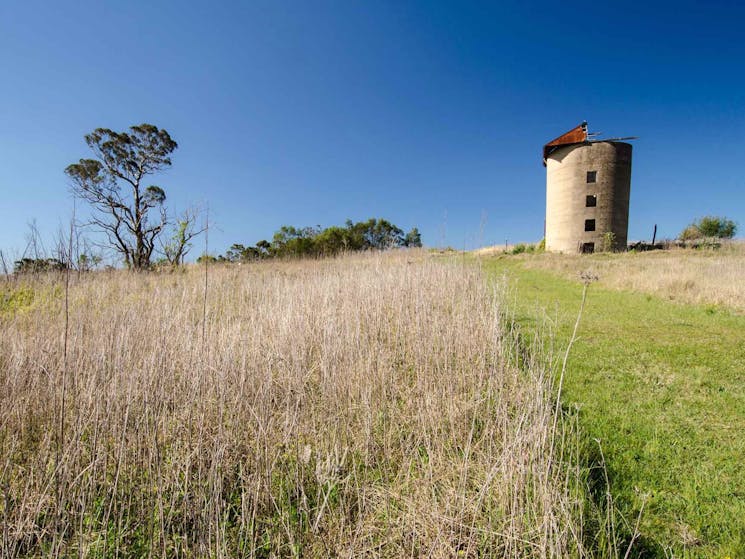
1,254,589,558
484,255,745,558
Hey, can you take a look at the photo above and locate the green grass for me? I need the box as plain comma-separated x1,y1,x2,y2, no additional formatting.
483,255,745,558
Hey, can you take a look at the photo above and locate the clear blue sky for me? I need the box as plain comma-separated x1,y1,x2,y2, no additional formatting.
1,1,743,259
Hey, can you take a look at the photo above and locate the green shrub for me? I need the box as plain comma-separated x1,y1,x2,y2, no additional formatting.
1,285,36,314
510,242,542,255
511,243,527,254
679,216,737,240
601,231,616,252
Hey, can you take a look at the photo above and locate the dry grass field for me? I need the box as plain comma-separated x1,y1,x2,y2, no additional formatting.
510,241,745,312
0,253,596,558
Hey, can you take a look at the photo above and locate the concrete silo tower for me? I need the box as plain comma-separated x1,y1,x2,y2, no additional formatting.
543,122,633,253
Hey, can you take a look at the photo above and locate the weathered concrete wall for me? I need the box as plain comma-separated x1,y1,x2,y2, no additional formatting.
545,141,632,253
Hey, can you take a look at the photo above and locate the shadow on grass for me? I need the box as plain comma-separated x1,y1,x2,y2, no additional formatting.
574,411,664,559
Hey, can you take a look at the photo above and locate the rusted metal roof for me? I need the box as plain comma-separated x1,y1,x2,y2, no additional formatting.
543,122,588,165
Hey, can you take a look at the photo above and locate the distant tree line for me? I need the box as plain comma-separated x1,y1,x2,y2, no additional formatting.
11,254,104,275
13,257,67,274
201,219,422,263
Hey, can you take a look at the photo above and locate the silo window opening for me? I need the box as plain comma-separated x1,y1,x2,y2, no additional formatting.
581,242,595,254
585,219,596,232
587,171,597,183
586,195,597,207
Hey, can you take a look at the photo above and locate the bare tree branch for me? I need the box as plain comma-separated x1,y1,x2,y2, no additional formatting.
159,205,207,266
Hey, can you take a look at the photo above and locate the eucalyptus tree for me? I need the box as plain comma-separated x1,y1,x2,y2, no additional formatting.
65,124,178,270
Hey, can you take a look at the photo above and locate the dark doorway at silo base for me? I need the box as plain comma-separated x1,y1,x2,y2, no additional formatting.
580,242,595,254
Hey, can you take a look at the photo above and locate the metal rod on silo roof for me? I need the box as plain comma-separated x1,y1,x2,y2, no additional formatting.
589,136,638,143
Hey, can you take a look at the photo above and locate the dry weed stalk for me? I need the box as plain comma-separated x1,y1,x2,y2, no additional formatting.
1,252,590,557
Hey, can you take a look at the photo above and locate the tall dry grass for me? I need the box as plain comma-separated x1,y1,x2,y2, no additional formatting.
1,252,592,557
517,242,745,312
